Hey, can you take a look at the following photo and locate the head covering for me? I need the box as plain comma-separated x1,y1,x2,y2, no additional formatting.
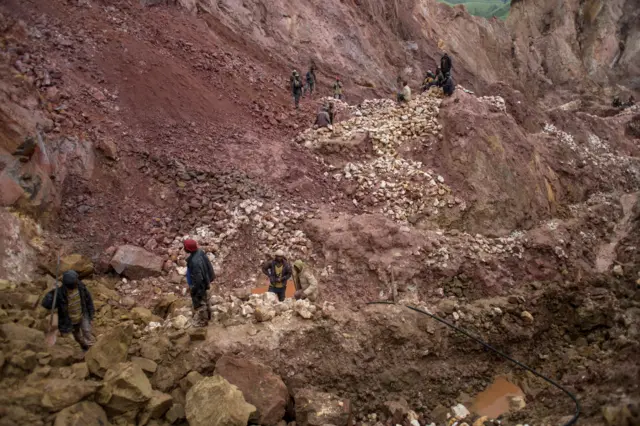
293,259,305,271
293,69,298,75
62,270,79,288
274,249,285,258
336,76,340,81
184,239,198,253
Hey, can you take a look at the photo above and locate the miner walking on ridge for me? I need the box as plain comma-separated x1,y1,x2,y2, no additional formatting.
293,259,319,302
291,70,304,109
261,249,292,302
184,239,215,327
333,76,343,100
304,66,316,96
42,270,95,351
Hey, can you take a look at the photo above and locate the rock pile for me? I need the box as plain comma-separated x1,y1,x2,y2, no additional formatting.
295,93,462,222
161,198,314,273
210,292,324,324
423,230,525,268
478,95,506,112
543,123,640,182
296,94,442,156
334,157,462,221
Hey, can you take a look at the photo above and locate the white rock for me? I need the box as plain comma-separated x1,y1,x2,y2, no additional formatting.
172,315,189,329
451,403,470,419
613,264,624,277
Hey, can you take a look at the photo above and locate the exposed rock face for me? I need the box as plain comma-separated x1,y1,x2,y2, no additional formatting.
110,245,164,279
54,401,111,426
295,388,352,426
185,375,256,426
508,0,640,90
85,325,132,378
96,362,153,415
215,355,289,426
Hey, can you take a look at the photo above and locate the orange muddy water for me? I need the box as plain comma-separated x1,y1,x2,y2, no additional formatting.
471,377,525,418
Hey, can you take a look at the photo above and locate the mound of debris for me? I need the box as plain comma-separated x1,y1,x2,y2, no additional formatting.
297,94,442,156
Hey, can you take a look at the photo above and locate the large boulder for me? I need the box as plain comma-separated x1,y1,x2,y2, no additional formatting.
0,323,44,342
185,375,256,426
48,254,94,278
85,325,132,377
110,245,164,280
96,362,153,415
215,355,289,426
54,401,111,426
41,379,100,411
132,307,163,325
138,390,174,425
295,388,352,426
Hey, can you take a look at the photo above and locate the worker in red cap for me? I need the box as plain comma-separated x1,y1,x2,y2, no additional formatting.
333,76,343,100
184,239,215,327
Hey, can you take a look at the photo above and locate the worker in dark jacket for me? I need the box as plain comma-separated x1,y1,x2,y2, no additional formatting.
440,53,452,77
42,270,95,350
184,239,215,327
261,249,292,302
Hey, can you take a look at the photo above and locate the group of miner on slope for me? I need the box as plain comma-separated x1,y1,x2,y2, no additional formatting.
290,64,343,110
40,56,453,350
42,240,320,348
178,240,319,327
165,240,319,327
310,53,456,131
397,53,455,104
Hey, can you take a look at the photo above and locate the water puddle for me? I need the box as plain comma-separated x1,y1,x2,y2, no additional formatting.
252,280,297,299
471,377,525,419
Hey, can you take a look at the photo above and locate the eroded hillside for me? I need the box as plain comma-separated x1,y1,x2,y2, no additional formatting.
0,0,639,425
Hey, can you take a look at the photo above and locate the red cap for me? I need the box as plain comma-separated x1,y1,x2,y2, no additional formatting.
184,239,198,252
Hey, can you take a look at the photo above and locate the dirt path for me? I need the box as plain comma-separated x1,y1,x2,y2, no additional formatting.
595,192,639,272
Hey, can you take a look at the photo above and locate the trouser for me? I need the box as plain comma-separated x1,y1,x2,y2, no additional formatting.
72,317,95,351
334,94,342,100
294,91,301,108
191,289,211,327
269,286,286,302
304,82,314,96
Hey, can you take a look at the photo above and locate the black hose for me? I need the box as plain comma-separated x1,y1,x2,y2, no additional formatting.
367,301,580,426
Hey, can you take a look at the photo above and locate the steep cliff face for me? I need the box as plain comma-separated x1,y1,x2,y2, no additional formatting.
174,0,638,101
175,0,518,94
508,0,640,92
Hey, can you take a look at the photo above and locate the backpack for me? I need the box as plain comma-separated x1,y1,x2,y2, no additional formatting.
293,77,302,89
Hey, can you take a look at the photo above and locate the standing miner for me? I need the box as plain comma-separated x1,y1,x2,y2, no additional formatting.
261,249,292,302
184,239,215,327
42,270,96,351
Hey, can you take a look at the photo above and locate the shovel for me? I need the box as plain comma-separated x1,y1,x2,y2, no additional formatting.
45,254,60,346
